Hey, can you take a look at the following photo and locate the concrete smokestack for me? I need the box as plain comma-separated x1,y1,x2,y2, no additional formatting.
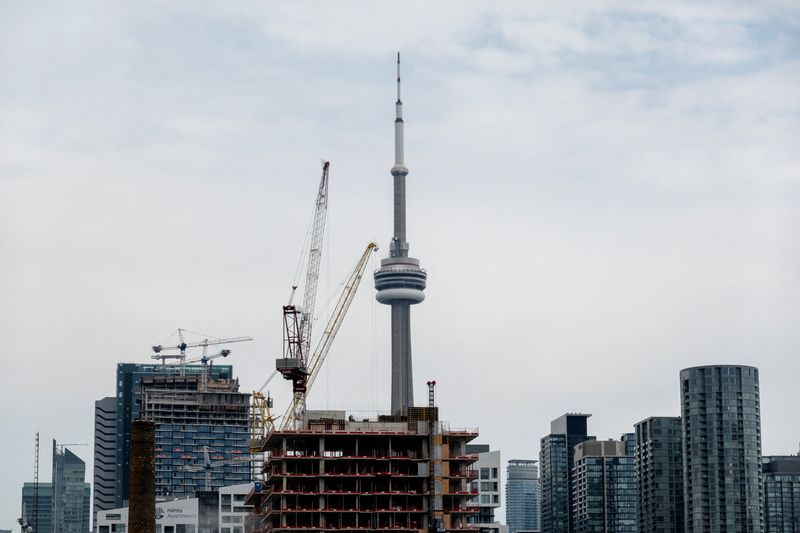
129,420,156,533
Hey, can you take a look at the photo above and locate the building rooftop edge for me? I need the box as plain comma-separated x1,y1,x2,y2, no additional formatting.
679,364,759,372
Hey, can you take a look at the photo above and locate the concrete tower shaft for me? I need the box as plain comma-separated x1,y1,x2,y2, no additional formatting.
374,53,427,415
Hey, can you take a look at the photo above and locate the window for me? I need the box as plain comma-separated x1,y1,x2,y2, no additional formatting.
100,527,110,533
480,468,490,479
221,493,232,512
492,468,498,478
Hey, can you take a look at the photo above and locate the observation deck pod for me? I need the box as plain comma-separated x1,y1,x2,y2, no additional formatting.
374,256,427,304
276,357,308,393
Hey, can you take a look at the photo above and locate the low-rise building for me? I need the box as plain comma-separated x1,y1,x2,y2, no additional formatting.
96,484,253,533
467,445,507,533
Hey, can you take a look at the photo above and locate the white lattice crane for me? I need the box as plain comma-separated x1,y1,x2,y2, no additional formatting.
151,329,252,375
164,349,233,391
178,446,252,492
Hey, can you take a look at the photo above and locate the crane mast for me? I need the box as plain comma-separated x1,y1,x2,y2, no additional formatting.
299,160,329,357
280,242,378,430
33,433,39,533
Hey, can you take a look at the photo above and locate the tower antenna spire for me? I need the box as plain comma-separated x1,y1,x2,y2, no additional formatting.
397,52,401,103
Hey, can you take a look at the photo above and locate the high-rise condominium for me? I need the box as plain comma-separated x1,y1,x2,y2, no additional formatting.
634,416,684,533
762,455,800,532
506,459,540,533
52,442,91,533
540,413,594,533
572,439,637,533
680,365,763,532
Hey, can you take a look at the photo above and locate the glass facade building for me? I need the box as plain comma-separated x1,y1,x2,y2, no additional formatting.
21,482,54,533
680,365,763,532
52,442,91,533
540,413,594,533
140,373,251,498
505,459,540,533
762,455,800,532
572,440,637,533
115,363,234,506
634,417,684,533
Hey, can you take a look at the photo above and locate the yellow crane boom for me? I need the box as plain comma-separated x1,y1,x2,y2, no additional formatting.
280,241,378,429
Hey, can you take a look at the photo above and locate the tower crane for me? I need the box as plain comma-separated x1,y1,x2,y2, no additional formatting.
275,161,329,425
178,445,251,492
165,349,232,391
249,161,329,474
280,242,378,430
276,161,330,394
151,329,252,375
32,432,38,533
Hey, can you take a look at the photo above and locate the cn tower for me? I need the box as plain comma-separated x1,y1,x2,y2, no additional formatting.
374,53,427,416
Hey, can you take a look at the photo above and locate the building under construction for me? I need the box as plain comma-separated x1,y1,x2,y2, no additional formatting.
246,408,479,532
140,373,251,497
246,55,480,532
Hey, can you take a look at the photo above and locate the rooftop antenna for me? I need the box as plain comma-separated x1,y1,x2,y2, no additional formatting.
427,380,436,408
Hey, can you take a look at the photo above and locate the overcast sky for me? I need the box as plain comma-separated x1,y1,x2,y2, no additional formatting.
1,0,799,526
